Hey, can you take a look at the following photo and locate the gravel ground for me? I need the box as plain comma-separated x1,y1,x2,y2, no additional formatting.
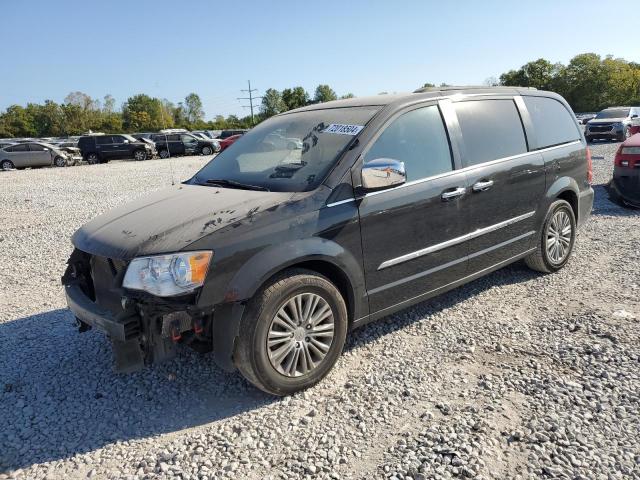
0,144,638,480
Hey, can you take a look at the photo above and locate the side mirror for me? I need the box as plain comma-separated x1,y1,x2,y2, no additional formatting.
43,148,49,151
123,139,129,143
361,158,406,191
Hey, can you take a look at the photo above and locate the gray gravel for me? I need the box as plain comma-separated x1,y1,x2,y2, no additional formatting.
1,143,638,480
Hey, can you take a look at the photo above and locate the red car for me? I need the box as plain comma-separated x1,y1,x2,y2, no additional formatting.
609,133,640,207
218,134,243,152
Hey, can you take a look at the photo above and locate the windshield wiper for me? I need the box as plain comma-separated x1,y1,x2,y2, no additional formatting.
204,178,270,192
274,162,306,172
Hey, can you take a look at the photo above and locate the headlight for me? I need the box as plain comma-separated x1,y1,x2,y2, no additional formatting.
122,251,212,296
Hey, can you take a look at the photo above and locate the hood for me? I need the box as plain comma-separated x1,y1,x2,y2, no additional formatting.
587,118,627,125
72,184,294,260
623,133,640,147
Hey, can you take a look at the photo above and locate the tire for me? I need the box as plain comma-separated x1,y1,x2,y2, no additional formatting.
619,126,630,142
54,156,66,167
234,269,348,396
525,200,576,273
585,135,592,143
1,159,15,171
133,150,147,161
201,145,213,156
86,153,99,165
159,149,170,159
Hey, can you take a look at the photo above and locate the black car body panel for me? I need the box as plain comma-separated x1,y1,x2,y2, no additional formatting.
63,86,594,374
78,135,154,162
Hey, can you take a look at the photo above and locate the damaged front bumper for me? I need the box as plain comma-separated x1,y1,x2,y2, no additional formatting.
62,249,215,373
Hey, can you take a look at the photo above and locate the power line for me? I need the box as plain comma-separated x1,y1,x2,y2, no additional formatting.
237,80,262,126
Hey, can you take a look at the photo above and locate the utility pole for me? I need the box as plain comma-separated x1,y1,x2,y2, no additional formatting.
238,80,262,126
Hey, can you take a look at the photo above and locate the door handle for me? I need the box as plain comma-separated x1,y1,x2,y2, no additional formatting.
441,187,466,201
472,180,494,192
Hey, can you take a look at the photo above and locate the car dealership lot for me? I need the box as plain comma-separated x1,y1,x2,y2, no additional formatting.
1,146,638,479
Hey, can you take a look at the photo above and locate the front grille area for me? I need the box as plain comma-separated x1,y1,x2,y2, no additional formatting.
589,125,613,133
89,254,128,315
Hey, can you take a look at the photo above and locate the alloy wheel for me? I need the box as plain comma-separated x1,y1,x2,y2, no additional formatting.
202,146,212,155
546,209,572,264
160,150,169,159
1,160,14,171
267,293,335,377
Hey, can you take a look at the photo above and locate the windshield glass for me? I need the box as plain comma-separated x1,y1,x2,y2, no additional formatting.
122,134,137,142
192,107,379,192
595,108,630,119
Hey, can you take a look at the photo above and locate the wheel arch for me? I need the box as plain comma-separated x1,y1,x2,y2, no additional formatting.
545,176,580,222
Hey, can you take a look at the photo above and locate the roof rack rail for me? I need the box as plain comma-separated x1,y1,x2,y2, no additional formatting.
413,85,538,94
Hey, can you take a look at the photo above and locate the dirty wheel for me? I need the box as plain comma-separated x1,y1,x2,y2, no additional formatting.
54,156,67,167
1,159,15,170
86,153,99,165
235,268,347,396
133,150,147,161
201,145,213,156
159,149,170,159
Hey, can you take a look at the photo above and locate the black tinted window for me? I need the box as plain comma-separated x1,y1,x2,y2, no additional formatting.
524,96,580,149
111,136,125,144
7,144,28,152
28,143,46,151
95,136,112,145
364,105,452,182
454,100,528,166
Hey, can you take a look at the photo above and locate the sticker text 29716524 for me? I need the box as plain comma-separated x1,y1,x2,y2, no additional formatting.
322,124,364,135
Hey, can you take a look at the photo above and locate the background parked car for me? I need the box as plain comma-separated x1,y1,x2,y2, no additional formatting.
609,133,640,207
0,141,69,170
585,106,640,142
151,133,219,158
218,133,243,152
78,134,155,164
219,129,248,139
0,141,16,150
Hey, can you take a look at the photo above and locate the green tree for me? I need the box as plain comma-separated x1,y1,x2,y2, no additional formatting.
340,93,355,99
184,93,205,124
282,87,309,110
122,94,173,131
0,105,35,137
314,84,337,103
103,94,116,113
261,88,285,117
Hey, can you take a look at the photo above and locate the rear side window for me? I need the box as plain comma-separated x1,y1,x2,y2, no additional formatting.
28,143,46,151
95,136,112,145
364,105,453,182
454,99,528,166
523,96,580,149
6,144,28,152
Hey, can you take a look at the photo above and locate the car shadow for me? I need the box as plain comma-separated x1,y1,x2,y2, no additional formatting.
0,308,274,473
591,184,640,217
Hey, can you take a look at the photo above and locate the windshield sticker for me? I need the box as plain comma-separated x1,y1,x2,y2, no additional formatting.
323,124,364,135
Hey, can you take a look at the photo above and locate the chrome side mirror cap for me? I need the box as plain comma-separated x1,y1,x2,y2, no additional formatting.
361,158,406,191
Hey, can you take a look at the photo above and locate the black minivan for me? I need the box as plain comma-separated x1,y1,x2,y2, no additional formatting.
63,87,593,395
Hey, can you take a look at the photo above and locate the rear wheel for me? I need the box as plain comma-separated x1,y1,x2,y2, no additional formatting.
234,269,348,396
1,159,15,170
525,200,576,273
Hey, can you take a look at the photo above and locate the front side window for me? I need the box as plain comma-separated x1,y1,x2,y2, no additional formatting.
363,105,453,182
454,99,528,166
524,96,580,149
192,107,379,192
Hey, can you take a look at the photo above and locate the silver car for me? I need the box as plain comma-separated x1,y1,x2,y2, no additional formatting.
0,142,69,170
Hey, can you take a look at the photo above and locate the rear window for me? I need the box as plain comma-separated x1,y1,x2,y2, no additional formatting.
524,96,580,149
454,99,528,166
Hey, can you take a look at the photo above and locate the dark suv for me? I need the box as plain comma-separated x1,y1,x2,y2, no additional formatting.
63,87,593,395
585,106,640,142
151,133,219,158
78,134,155,164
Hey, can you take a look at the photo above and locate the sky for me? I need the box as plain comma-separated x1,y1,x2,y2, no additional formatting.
1,0,638,119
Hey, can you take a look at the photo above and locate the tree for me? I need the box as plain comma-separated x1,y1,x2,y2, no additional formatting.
314,84,337,103
64,91,98,111
340,93,355,99
261,88,285,117
499,58,558,90
122,94,173,131
184,93,204,124
103,94,116,113
282,87,309,111
422,83,436,89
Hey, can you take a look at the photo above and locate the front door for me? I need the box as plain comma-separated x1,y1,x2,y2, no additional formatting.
357,103,470,314
27,143,53,167
450,97,545,273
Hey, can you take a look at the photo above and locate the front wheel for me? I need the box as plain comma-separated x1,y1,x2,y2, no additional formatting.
133,150,147,161
159,149,170,159
201,145,213,156
54,156,67,167
86,153,99,165
525,200,576,273
1,159,15,170
234,269,348,396
619,126,630,142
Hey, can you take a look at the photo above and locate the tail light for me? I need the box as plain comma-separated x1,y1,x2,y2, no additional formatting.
586,147,593,184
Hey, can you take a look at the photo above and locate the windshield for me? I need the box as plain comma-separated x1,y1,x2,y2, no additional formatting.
595,108,630,119
192,107,379,192
122,134,138,142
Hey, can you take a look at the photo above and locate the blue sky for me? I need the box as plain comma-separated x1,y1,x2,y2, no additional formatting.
1,0,637,119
